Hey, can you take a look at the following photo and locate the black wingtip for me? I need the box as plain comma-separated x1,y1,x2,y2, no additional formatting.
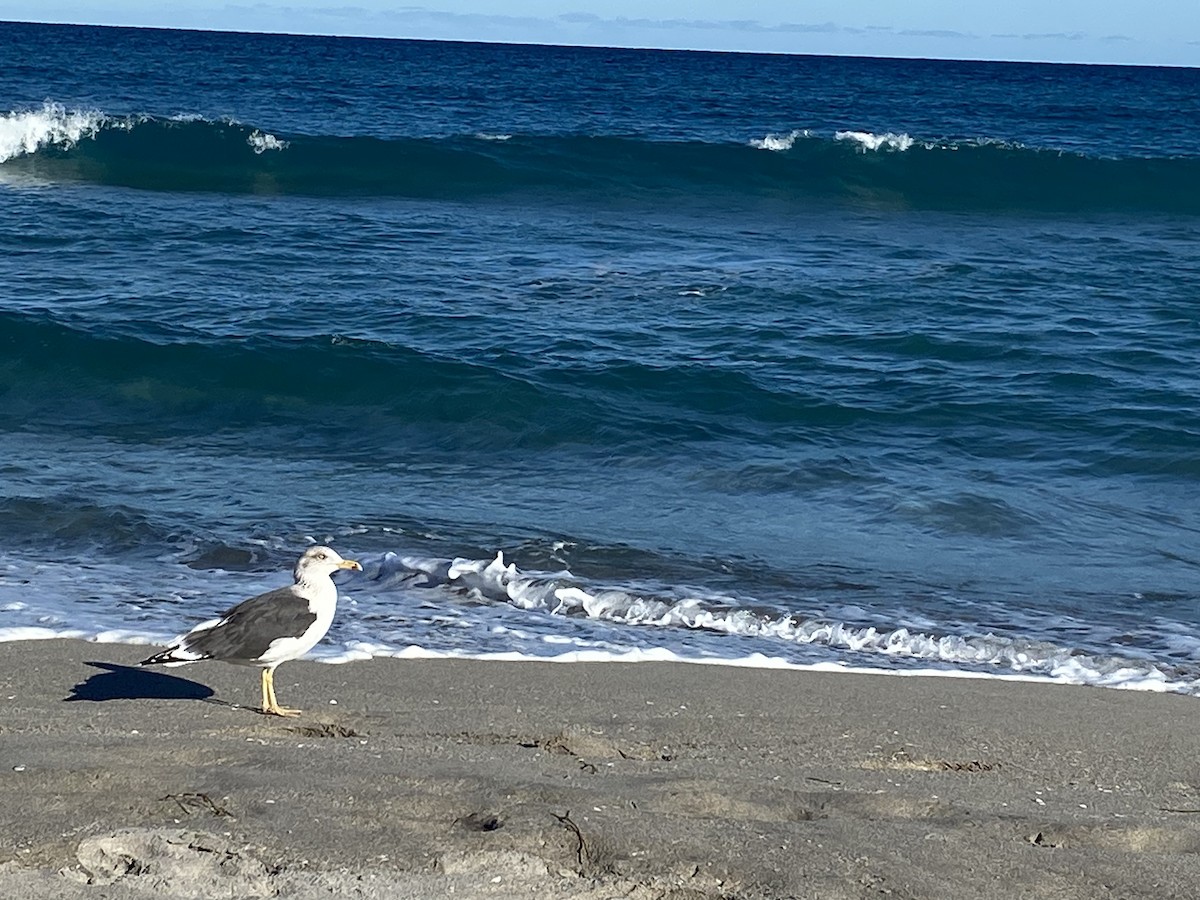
140,647,211,667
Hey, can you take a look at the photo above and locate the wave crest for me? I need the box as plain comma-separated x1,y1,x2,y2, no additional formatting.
749,129,810,151
834,129,915,152
0,102,106,163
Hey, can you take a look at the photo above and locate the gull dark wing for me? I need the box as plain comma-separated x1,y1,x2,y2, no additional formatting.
182,586,317,663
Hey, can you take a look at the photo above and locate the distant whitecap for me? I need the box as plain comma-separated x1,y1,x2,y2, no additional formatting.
834,129,916,152
749,129,809,151
247,130,289,153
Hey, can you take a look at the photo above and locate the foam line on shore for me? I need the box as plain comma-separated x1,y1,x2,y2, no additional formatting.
1,627,1191,695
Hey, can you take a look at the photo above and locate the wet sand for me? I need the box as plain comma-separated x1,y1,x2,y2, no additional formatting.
2,638,1200,899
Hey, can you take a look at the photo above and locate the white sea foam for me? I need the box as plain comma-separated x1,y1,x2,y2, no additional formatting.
247,130,288,153
2,621,1172,694
475,132,513,141
750,129,916,153
317,641,1068,682
0,626,89,642
378,551,1200,695
750,129,809,151
2,548,1196,696
0,102,107,163
0,620,1192,695
834,130,915,152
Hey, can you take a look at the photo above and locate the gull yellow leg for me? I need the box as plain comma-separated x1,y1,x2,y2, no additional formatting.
262,667,301,717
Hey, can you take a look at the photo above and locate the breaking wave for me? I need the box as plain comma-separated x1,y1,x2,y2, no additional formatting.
2,103,1199,212
319,550,1200,694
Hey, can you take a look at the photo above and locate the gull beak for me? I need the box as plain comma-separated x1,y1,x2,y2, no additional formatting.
339,559,363,571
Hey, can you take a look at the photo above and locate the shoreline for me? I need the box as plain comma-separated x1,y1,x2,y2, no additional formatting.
3,638,1200,898
3,628,1192,698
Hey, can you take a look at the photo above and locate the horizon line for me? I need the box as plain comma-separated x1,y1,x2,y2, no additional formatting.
3,18,1196,71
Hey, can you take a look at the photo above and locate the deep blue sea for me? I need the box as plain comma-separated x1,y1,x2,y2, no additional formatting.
2,21,1199,692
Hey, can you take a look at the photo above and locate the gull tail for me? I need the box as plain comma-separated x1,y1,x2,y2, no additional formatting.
140,616,224,666
139,644,209,667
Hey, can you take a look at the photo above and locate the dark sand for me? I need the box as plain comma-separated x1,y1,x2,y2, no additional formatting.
2,639,1200,898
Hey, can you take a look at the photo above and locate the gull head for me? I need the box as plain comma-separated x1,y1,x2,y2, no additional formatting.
293,545,362,582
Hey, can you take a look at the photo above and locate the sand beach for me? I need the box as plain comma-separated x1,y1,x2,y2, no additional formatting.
2,639,1200,899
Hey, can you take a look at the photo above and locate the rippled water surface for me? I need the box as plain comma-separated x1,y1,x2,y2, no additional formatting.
2,22,1199,692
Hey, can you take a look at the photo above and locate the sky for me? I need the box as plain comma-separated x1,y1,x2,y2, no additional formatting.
3,1,1199,67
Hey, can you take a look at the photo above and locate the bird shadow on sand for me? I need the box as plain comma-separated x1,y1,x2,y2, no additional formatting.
65,661,231,706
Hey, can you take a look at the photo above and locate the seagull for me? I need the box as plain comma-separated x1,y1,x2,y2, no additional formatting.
140,546,362,716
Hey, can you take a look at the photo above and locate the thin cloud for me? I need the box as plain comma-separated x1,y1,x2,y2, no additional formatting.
553,15,863,35
558,12,600,24
231,8,887,39
993,32,1089,42
224,5,548,29
899,29,975,39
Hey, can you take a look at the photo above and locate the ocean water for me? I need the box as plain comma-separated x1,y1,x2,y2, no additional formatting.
2,21,1199,693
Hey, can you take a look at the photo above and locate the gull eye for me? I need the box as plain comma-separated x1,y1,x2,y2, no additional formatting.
316,552,326,560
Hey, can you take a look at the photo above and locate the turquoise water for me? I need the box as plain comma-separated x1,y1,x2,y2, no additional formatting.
2,22,1199,690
